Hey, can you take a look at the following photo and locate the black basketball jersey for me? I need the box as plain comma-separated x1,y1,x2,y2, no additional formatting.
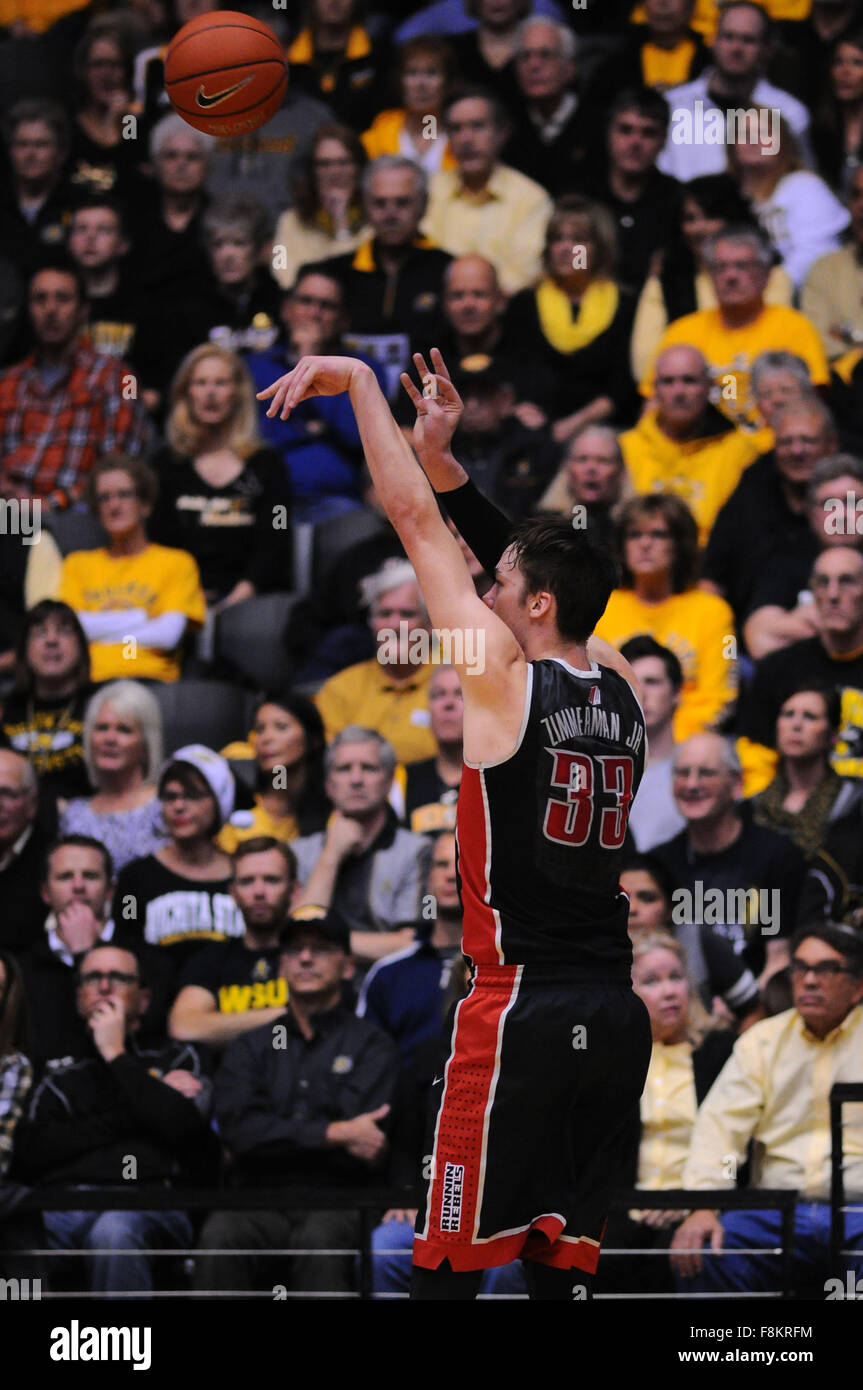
457,657,647,974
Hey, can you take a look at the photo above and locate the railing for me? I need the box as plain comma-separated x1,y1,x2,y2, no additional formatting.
8,1184,801,1299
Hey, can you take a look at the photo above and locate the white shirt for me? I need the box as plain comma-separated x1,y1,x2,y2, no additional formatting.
657,70,813,183
629,757,686,852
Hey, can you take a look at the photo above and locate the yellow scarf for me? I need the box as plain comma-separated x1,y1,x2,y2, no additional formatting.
535,277,619,355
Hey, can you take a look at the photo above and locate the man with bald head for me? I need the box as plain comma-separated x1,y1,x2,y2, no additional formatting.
619,343,761,546
440,256,506,363
740,546,863,785
652,732,804,984
0,748,51,952
702,397,839,627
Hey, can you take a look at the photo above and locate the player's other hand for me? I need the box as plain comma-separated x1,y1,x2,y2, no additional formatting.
669,1209,724,1277
400,349,463,457
256,356,372,419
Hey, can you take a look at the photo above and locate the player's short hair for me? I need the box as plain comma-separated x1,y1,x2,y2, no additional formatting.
232,836,297,881
42,834,114,885
619,636,684,693
324,727,397,779
506,517,620,644
789,921,863,977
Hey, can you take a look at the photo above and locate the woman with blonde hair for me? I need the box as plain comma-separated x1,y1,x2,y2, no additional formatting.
503,193,639,442
727,109,849,289
58,679,167,872
593,931,735,1294
150,345,292,609
272,124,370,292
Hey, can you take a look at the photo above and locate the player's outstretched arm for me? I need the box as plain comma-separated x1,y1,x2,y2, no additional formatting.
257,358,526,742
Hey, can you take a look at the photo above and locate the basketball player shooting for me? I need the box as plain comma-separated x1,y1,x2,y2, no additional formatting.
258,351,653,1302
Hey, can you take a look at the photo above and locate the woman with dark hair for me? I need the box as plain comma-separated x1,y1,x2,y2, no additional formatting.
631,173,793,381
114,745,244,983
272,124,370,291
1,600,92,799
503,193,640,439
361,36,456,173
59,453,206,684
812,29,863,192
219,692,330,849
751,682,859,855
594,493,738,739
67,17,147,203
0,950,32,1183
593,931,735,1295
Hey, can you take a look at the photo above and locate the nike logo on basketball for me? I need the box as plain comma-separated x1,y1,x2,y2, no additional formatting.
195,77,253,108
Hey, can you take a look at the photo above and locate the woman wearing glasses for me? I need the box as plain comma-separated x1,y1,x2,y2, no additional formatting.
594,493,738,740
58,454,206,685
113,745,244,984
58,680,167,874
272,125,370,293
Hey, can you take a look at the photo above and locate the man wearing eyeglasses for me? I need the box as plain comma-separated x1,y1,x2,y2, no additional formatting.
12,942,213,1295
671,921,863,1295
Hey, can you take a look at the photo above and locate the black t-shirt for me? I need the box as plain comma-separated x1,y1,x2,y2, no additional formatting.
177,938,286,1016
149,445,292,600
737,637,863,779
578,167,684,296
1,688,92,799
652,805,805,974
113,855,245,981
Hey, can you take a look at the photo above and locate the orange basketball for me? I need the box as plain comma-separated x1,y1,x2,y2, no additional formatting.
165,10,287,138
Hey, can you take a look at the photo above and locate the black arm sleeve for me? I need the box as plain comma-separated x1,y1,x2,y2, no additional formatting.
437,479,513,578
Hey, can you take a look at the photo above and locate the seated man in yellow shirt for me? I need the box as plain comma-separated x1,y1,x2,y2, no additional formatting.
422,89,553,296
640,226,829,431
315,558,437,765
672,922,863,1296
620,343,762,546
59,455,206,683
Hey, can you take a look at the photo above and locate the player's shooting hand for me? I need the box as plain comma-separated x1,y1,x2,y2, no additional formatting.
670,1210,724,1278
400,349,463,456
256,356,372,419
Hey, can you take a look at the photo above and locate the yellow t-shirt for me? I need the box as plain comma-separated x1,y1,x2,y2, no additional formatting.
630,0,809,41
217,796,300,853
619,410,762,547
594,588,738,741
641,38,698,90
315,657,436,765
59,544,206,684
641,305,830,431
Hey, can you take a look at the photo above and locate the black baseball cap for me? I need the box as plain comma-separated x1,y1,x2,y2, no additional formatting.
281,907,351,953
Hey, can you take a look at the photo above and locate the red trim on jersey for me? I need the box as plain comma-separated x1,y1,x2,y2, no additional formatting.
413,965,517,1265
456,765,500,964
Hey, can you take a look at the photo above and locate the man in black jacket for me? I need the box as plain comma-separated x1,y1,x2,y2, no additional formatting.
194,911,397,1295
13,942,211,1295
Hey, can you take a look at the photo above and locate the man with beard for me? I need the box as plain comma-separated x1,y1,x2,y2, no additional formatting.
168,838,295,1050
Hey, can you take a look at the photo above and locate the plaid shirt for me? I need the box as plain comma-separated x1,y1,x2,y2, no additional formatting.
0,343,153,509
0,1052,32,1180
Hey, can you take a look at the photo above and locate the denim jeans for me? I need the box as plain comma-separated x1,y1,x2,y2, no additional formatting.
44,1197,192,1296
368,1216,527,1298
677,1202,863,1296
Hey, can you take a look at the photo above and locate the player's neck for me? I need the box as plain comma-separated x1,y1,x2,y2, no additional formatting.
526,635,591,669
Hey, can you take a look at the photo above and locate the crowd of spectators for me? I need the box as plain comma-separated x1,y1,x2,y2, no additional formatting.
1,0,863,1300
